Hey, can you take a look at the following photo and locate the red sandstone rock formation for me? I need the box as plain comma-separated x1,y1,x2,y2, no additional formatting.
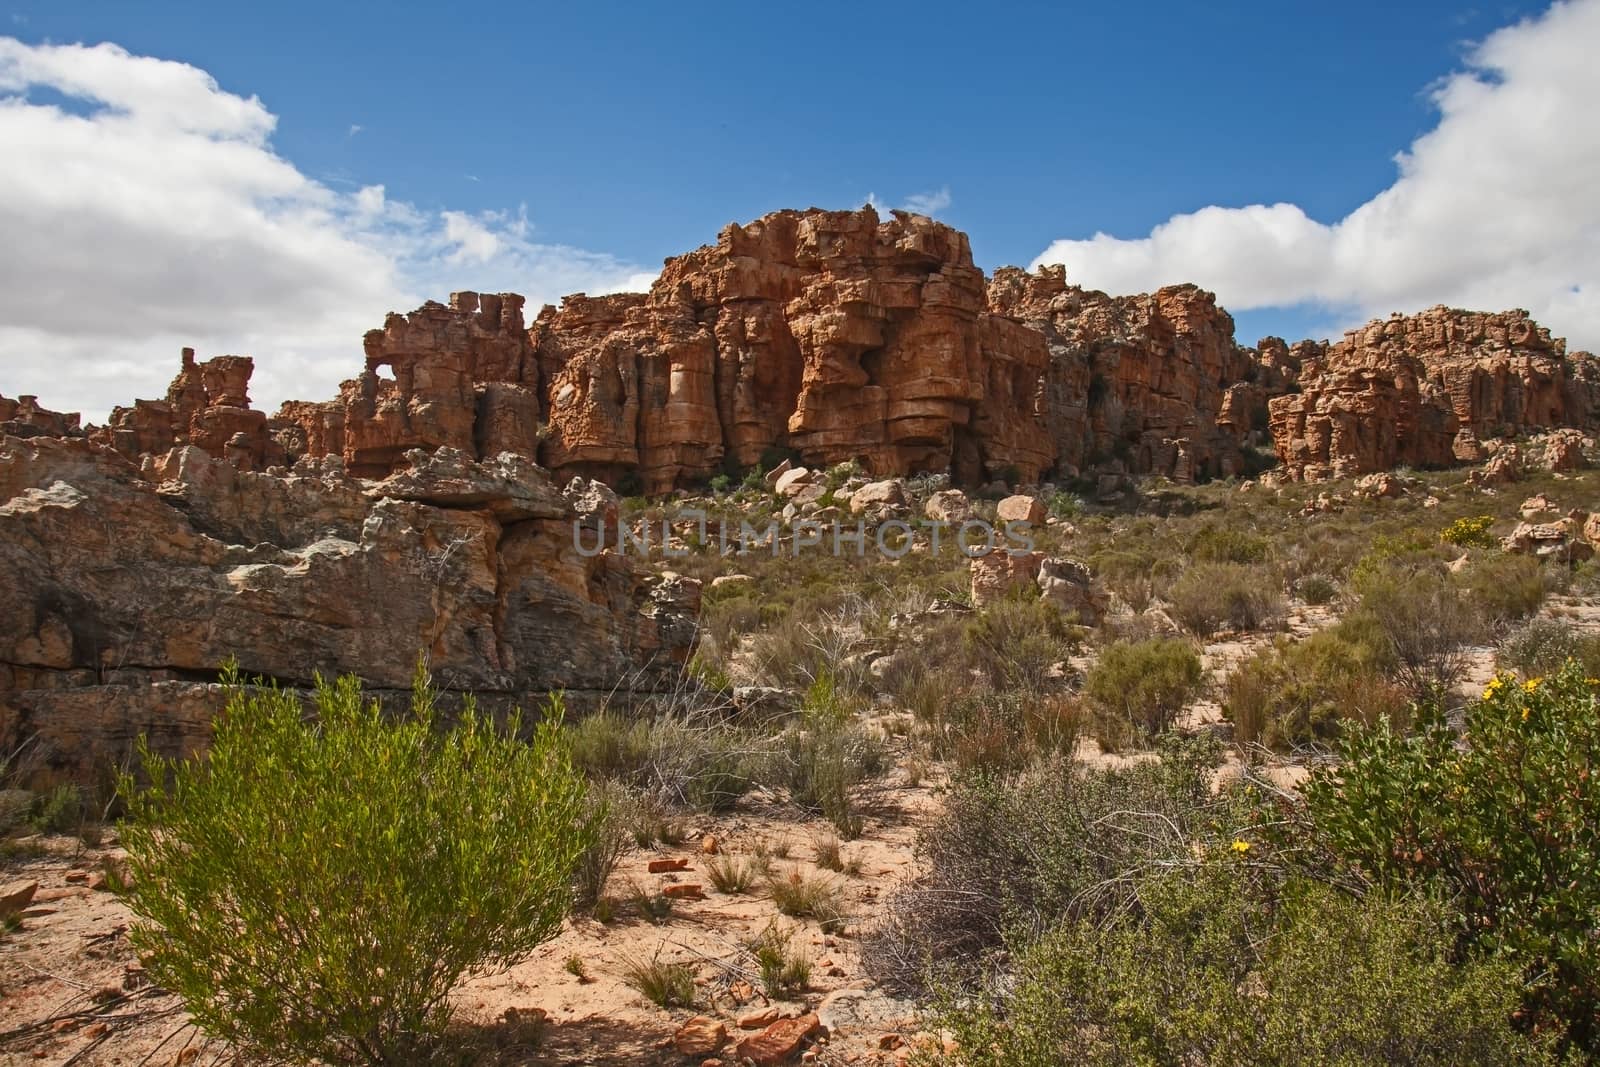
1268,306,1600,480
93,348,286,471
11,214,1600,492
534,208,1053,493
0,394,80,439
986,265,1286,483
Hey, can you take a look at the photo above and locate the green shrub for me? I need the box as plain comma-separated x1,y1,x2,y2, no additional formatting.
750,924,811,998
1459,551,1548,630
767,673,886,837
117,663,594,1065
1293,572,1338,605
567,708,753,813
1167,561,1284,636
1441,514,1498,548
1083,637,1203,742
768,867,849,933
866,737,1229,994
621,950,696,1007
926,863,1556,1066
27,782,85,835
1499,618,1600,678
1350,565,1481,697
1225,628,1409,748
1302,661,1600,1051
962,596,1077,696
1186,524,1271,563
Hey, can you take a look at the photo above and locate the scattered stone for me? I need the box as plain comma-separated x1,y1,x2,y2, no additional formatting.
1037,556,1109,625
647,857,691,874
848,480,908,517
0,880,38,920
969,550,1043,607
710,574,756,590
673,1016,728,1057
774,467,815,498
922,488,972,523
739,1006,781,1029
995,493,1046,525
662,883,706,900
736,1013,821,1065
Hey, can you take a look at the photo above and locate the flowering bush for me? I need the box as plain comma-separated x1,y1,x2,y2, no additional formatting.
1303,660,1600,1050
1440,514,1498,548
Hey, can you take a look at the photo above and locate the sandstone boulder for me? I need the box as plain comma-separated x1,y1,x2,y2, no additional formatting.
674,1016,727,1057
1037,557,1109,625
849,480,908,518
996,493,1047,525
774,467,815,497
970,550,1044,607
923,488,973,523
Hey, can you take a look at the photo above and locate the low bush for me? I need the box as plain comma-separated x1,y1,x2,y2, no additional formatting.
1441,514,1499,548
117,663,595,1065
1186,524,1271,564
766,673,886,838
768,867,849,933
567,708,754,813
866,736,1230,994
621,951,696,1008
1499,617,1600,677
1083,637,1203,743
705,852,763,894
1350,564,1482,697
1167,561,1284,636
926,862,1556,1066
962,596,1077,696
1458,551,1548,630
1301,661,1600,1051
750,924,810,999
1225,628,1409,748
918,691,1086,775
1293,572,1338,605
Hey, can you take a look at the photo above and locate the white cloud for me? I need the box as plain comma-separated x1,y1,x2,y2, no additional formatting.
902,186,952,216
0,37,652,423
859,188,953,218
1032,0,1600,351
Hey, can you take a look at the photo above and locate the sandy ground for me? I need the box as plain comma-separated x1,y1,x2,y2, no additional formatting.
0,773,938,1067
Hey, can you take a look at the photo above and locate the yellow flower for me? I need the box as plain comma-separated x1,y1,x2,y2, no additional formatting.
1523,678,1542,693
1522,705,1531,722
1230,839,1251,854
1483,675,1505,699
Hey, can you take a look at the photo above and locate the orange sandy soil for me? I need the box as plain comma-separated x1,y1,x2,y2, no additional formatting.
0,774,938,1067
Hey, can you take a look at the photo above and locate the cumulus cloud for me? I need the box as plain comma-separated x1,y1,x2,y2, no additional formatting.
902,186,952,216
861,188,953,218
1032,0,1600,351
0,37,652,423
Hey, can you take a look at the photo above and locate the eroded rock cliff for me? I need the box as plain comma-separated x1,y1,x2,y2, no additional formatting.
0,436,697,785
986,265,1290,482
1269,306,1600,480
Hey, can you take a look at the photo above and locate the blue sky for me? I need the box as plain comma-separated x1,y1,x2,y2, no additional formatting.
2,1,1596,418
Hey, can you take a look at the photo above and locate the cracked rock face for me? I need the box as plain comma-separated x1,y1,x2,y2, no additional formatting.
0,437,697,786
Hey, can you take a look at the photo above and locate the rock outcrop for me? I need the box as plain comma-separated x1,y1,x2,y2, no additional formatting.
0,395,80,440
0,436,697,786
1269,307,1600,480
533,208,1053,493
986,265,1291,483
12,215,1600,497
